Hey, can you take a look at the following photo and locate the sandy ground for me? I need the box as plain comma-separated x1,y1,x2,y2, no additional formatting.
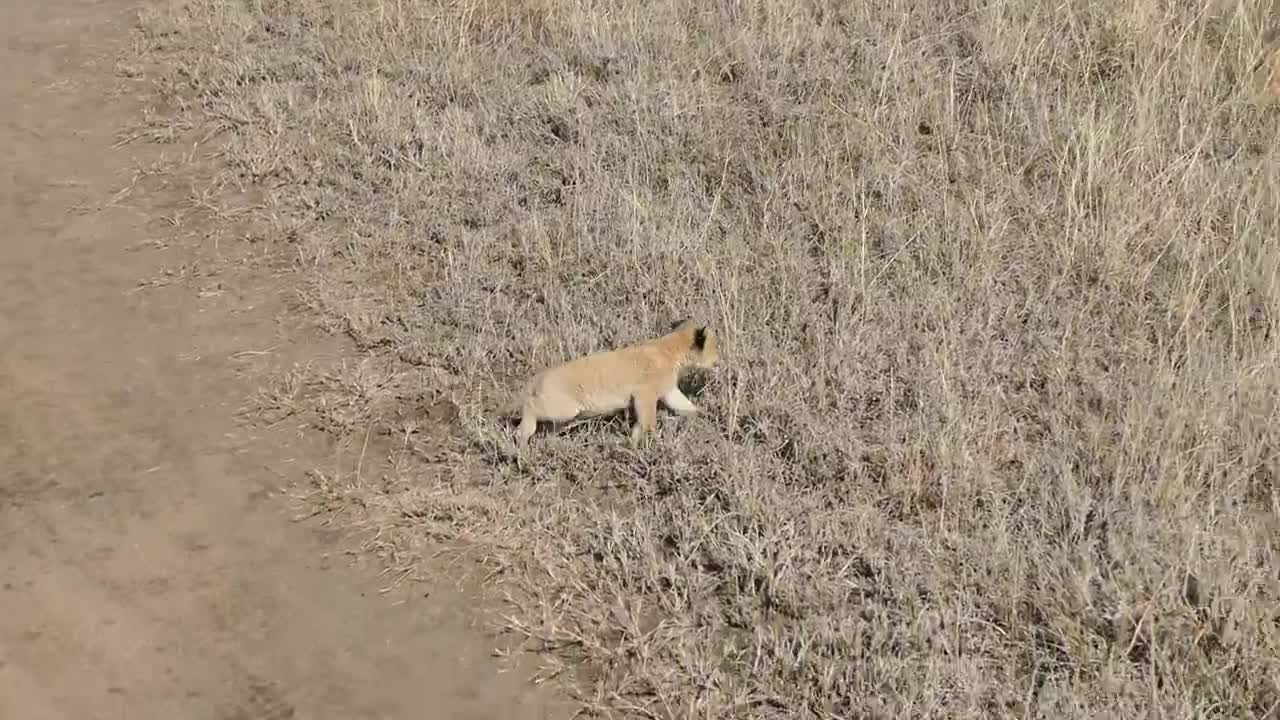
0,1,567,718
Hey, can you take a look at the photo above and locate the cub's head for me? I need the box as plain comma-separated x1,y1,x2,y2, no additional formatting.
670,318,720,369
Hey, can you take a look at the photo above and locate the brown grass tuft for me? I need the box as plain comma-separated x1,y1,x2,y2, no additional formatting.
133,0,1280,716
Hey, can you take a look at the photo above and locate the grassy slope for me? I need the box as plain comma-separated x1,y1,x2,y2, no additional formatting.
136,0,1280,717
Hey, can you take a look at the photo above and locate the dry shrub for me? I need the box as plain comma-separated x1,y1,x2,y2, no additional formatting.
135,0,1280,717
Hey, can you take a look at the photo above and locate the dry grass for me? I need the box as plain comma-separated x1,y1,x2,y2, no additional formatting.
131,0,1280,716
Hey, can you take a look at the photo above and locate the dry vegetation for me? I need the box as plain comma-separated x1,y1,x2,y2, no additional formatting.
130,0,1280,716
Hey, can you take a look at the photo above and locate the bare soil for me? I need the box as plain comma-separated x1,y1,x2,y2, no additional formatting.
0,1,569,718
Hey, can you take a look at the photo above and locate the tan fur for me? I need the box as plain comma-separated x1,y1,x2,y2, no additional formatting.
514,319,720,449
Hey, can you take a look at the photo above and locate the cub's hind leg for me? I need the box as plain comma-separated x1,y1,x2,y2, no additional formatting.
517,387,580,449
517,407,539,449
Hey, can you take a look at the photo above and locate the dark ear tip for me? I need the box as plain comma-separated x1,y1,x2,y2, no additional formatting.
693,326,707,351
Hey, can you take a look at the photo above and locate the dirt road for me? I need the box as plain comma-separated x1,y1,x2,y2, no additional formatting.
0,1,564,718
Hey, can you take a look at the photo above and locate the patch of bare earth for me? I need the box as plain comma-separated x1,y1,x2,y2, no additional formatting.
132,0,1280,717
1,0,568,718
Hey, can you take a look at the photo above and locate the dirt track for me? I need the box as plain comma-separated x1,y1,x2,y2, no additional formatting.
0,1,565,718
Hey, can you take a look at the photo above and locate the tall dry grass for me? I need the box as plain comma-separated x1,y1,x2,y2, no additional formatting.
134,0,1280,716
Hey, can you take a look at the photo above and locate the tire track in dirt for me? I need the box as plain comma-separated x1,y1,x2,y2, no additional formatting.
0,1,567,718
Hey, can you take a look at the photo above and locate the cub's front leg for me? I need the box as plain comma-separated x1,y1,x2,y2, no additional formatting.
660,386,699,416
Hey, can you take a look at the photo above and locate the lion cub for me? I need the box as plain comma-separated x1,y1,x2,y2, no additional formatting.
515,319,720,449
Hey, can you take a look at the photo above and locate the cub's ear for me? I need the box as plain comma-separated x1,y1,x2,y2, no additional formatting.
670,317,695,333
693,326,708,351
